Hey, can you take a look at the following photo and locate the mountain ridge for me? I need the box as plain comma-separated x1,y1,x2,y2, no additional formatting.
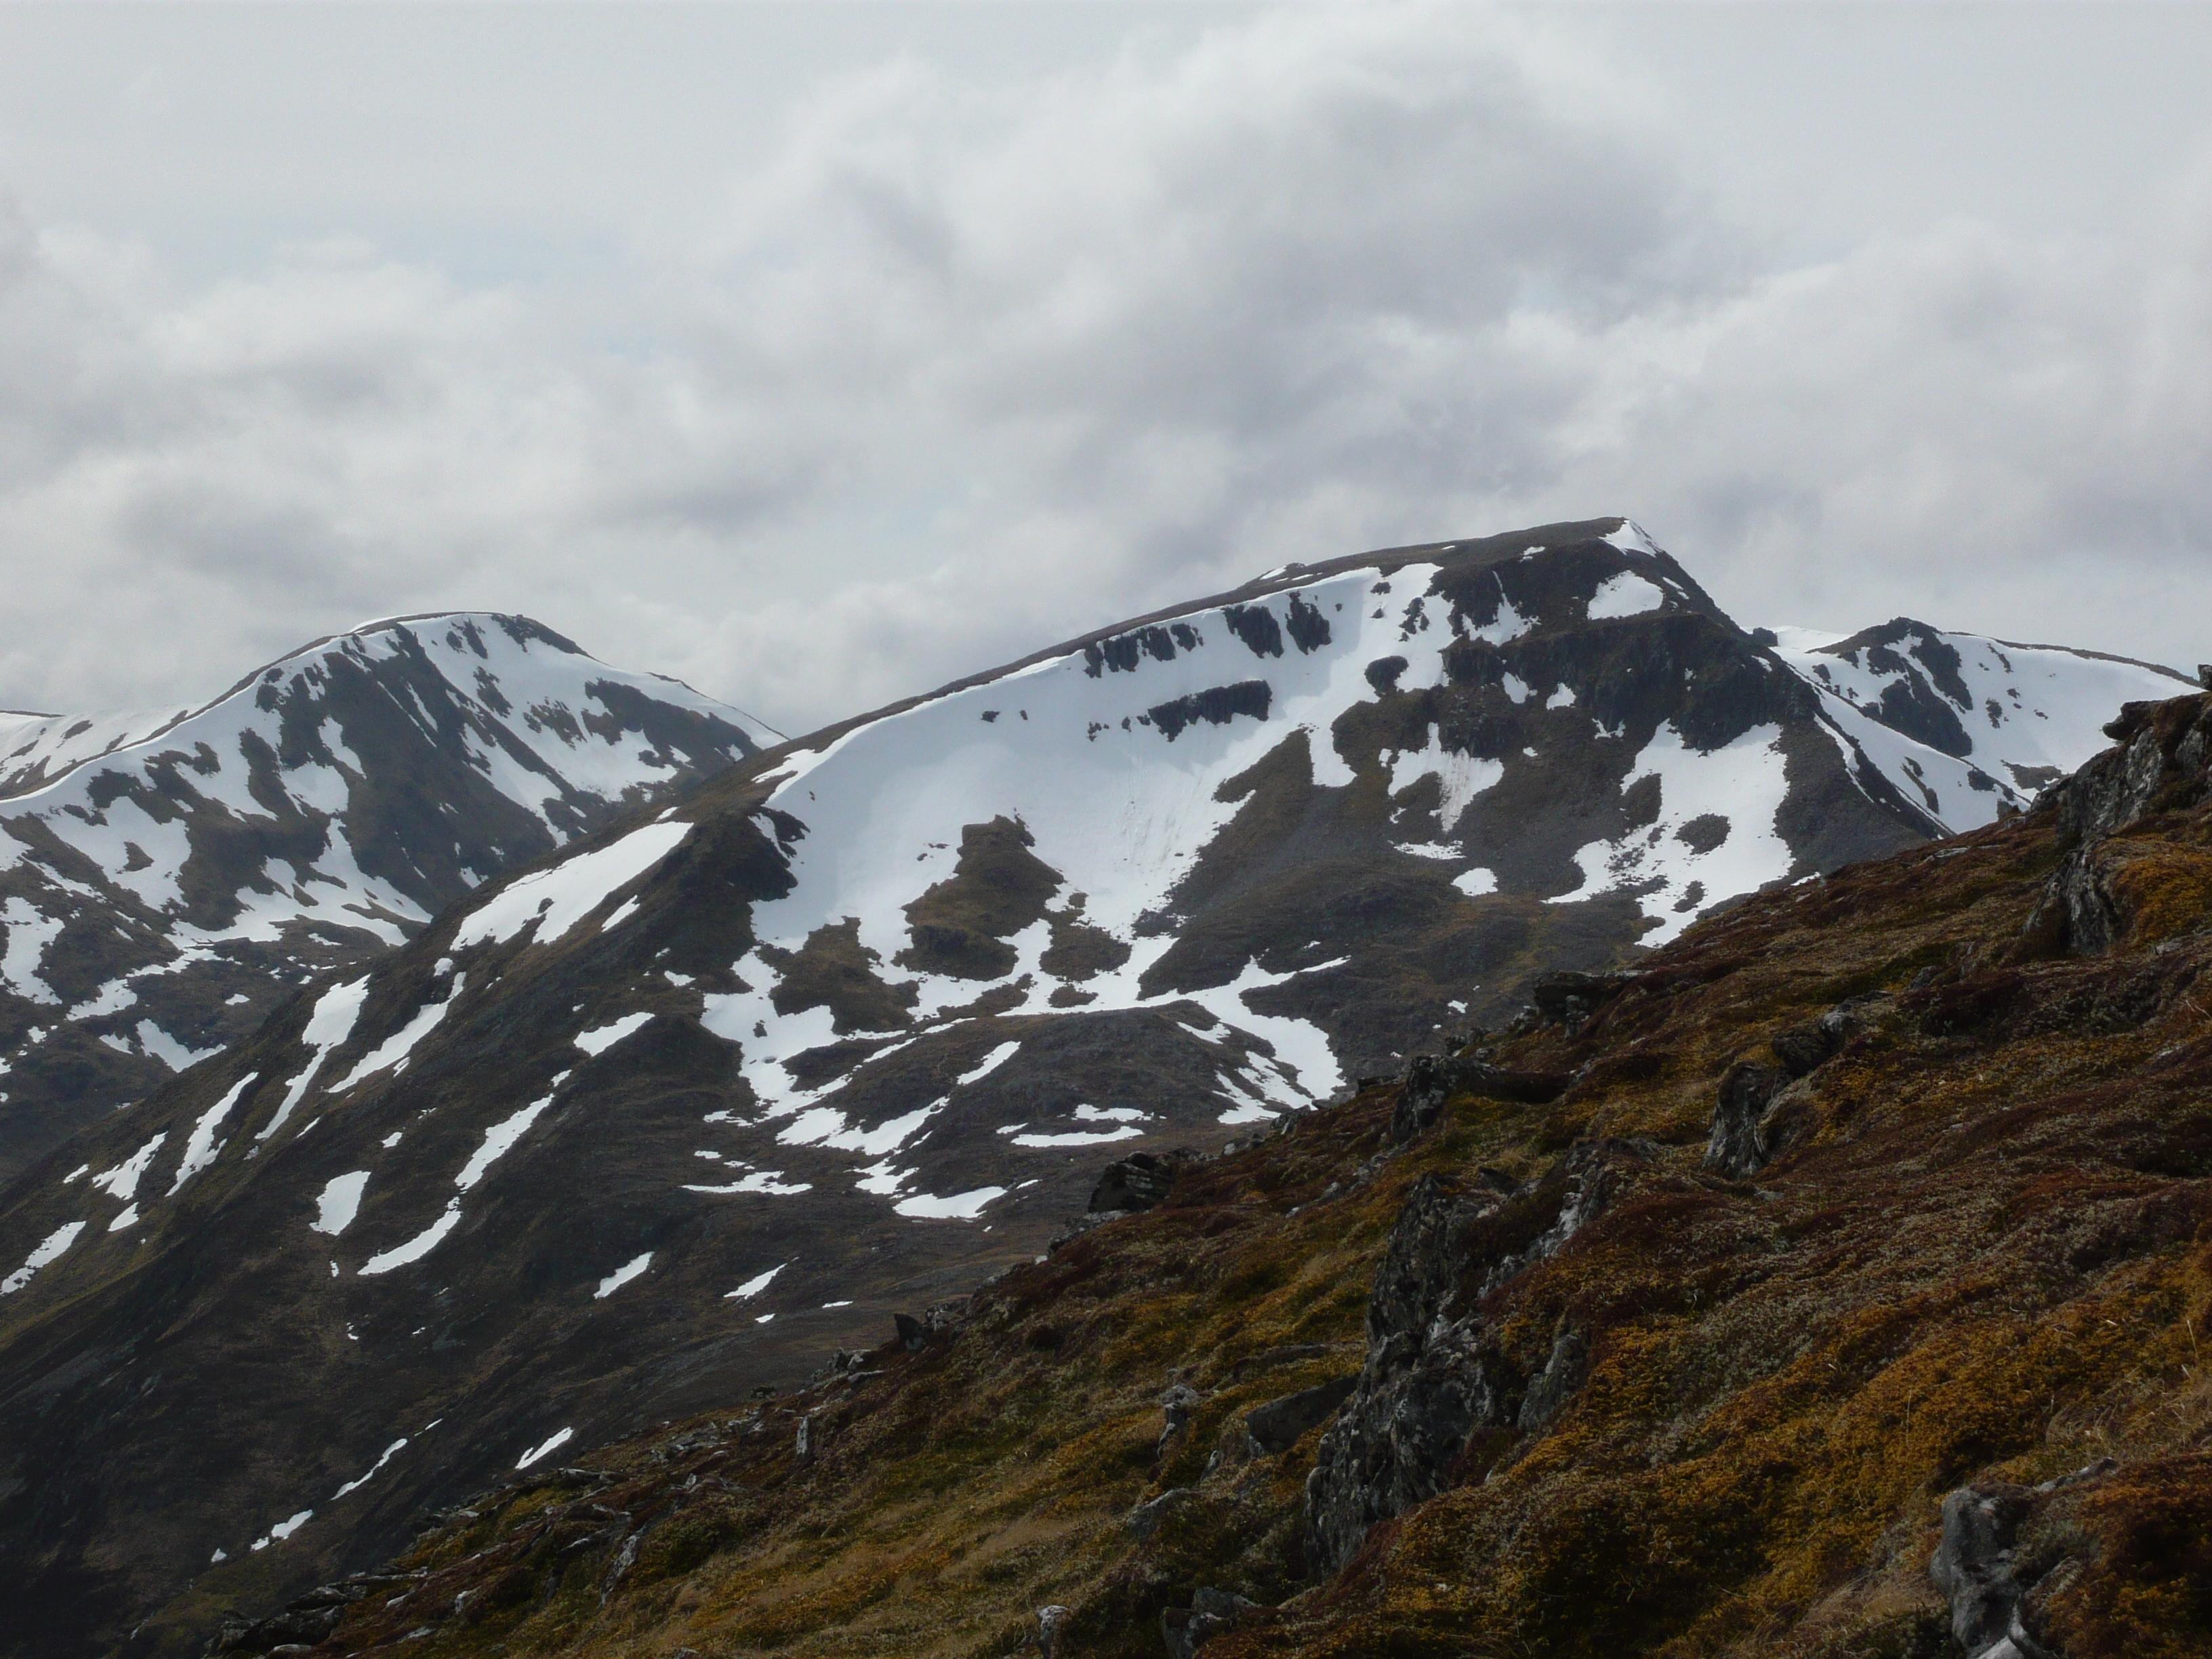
0,519,2190,1659
0,611,775,1176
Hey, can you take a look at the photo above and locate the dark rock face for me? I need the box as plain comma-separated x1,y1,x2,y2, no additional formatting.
1768,1019,1841,1078
1160,1588,1256,1659
2022,693,2212,956
1527,969,1634,1028
1931,1459,2118,1659
1244,1376,1357,1456
1305,1140,1654,1572
1089,1151,1189,1214
1704,1060,1791,1179
1390,1054,1569,1143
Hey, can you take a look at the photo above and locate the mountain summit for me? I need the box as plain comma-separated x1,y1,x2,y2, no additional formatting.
0,520,2186,1658
0,613,775,1176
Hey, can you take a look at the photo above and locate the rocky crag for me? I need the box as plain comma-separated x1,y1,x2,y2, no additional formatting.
206,688,2212,1659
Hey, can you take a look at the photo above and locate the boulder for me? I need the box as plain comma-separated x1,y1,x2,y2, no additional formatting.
1929,1458,2114,1659
1089,1151,1188,1214
1704,1061,1790,1178
1158,1382,1202,1452
1034,1604,1073,1658
1244,1375,1357,1455
1161,1588,1258,1658
893,1313,930,1352
1931,1482,2041,1658
1391,1055,1570,1144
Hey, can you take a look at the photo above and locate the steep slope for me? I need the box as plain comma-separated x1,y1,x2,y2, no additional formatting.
0,521,2177,1659
0,613,777,1176
224,688,2212,1659
1773,619,2192,830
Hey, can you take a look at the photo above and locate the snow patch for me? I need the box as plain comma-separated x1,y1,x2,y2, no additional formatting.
312,1171,371,1236
515,1428,573,1469
3,1221,85,1294
167,1073,258,1195
453,821,691,953
1586,571,1667,620
594,1252,653,1299
575,1011,653,1057
893,1186,1006,1221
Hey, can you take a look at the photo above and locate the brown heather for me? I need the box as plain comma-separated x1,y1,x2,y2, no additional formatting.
256,703,2212,1659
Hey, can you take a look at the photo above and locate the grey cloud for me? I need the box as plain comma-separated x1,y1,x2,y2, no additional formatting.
0,5,2208,733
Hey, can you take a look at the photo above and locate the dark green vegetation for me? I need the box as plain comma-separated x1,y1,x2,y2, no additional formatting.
220,695,2212,1658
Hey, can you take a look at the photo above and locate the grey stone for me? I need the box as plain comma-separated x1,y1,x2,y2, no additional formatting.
1244,1376,1357,1454
1090,1151,1188,1213
1305,1140,1654,1574
1931,1459,2115,1659
1035,1603,1073,1658
1161,1588,1258,1658
1515,1325,1589,1431
1704,1060,1788,1178
1391,1055,1568,1143
1158,1382,1203,1452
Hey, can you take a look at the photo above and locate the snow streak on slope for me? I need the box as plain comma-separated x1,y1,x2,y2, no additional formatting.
1772,621,2190,832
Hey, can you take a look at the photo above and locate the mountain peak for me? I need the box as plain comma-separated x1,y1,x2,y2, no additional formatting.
0,614,775,1176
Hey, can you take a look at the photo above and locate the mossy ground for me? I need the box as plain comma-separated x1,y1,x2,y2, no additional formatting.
301,794,2212,1659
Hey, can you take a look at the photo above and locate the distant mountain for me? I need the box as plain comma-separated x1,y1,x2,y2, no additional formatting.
0,614,777,1176
0,522,2183,1659
1772,618,2191,827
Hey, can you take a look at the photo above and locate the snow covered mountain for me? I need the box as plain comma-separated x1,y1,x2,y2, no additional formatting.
1772,618,2190,827
0,614,777,1177
0,522,2181,1659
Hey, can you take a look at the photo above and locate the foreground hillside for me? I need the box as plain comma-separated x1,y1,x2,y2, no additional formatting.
212,689,2212,1659
0,613,775,1176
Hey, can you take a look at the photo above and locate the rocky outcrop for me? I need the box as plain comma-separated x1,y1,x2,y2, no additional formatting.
1525,970,1635,1030
1090,1151,1193,1214
1303,1139,1654,1572
1931,1459,2117,1659
1702,1060,1818,1179
1160,1588,1256,1659
1389,1054,1569,1143
2022,693,2212,956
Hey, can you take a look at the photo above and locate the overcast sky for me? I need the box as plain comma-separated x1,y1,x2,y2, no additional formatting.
1,3,2208,733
